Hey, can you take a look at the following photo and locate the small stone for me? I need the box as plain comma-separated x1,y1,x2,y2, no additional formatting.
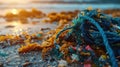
1,45,6,49
41,28,50,31
5,25,15,28
0,62,3,67
58,59,67,67
0,52,8,57
23,61,32,67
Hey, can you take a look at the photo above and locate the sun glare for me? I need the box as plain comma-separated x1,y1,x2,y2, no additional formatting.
11,9,19,15
11,21,21,26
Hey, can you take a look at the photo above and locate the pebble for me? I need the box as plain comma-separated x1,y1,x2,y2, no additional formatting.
5,25,15,28
58,59,67,67
0,62,3,67
23,61,32,67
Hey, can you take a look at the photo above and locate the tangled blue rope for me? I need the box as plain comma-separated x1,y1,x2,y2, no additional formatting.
81,16,118,67
54,9,119,67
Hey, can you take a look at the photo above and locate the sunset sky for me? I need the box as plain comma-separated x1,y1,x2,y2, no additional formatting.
0,0,30,4
0,0,119,4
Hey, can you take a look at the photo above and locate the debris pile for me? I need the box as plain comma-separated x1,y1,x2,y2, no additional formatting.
0,8,120,67
52,9,120,67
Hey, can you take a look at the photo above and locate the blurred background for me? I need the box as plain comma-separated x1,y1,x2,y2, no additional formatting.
0,0,120,35
0,0,120,14
0,1,120,67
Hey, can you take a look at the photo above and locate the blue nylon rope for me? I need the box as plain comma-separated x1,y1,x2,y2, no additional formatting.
54,26,74,48
81,16,118,67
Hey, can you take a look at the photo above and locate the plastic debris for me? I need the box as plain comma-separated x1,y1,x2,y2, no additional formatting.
0,62,3,67
58,59,68,67
71,54,79,62
0,8,120,67
36,33,42,38
54,8,120,67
